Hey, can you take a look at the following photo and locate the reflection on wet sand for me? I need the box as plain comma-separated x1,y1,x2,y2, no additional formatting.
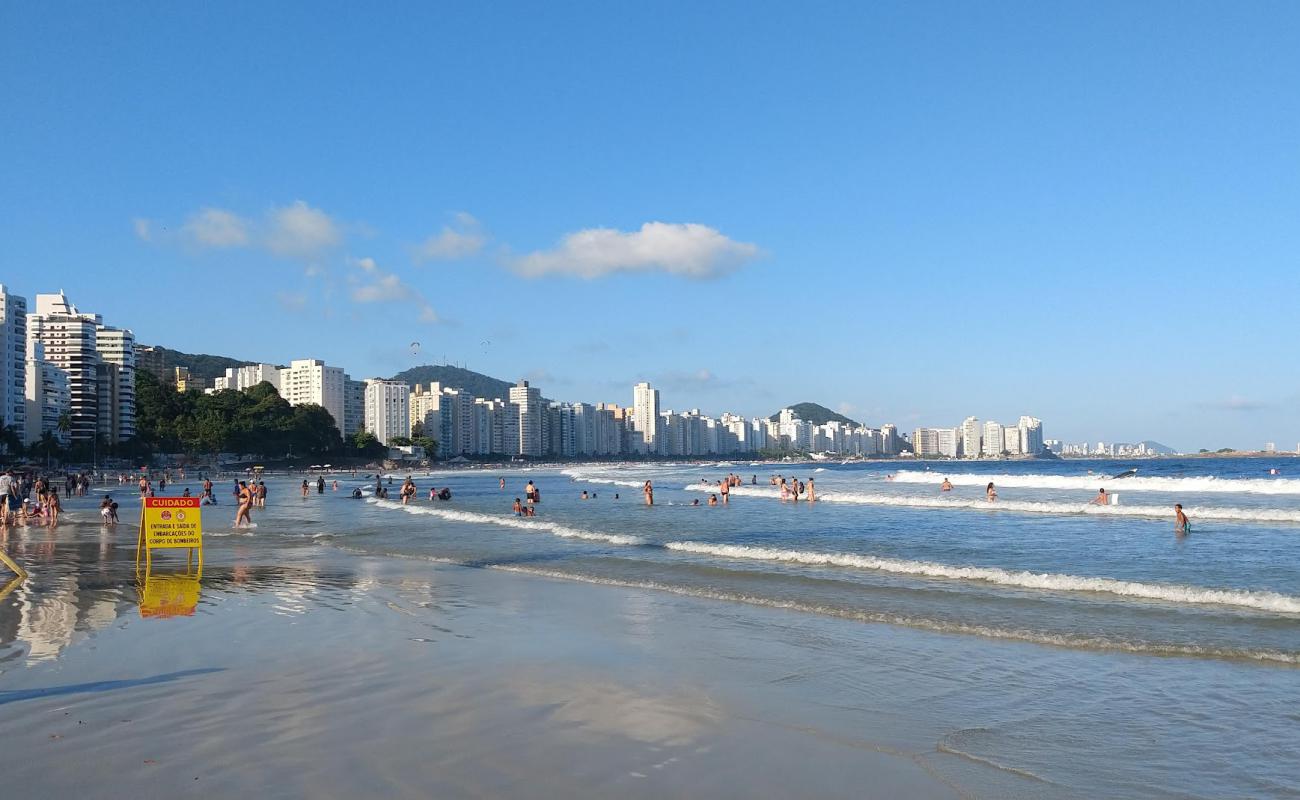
0,519,368,664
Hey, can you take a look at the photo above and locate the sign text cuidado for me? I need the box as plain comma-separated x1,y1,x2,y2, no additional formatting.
140,497,203,549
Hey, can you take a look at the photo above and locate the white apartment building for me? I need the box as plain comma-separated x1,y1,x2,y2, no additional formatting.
0,285,27,438
214,363,283,394
27,292,100,443
364,379,410,445
960,416,981,459
95,325,135,442
1002,425,1022,455
982,421,1004,456
509,380,542,457
24,341,71,446
632,382,660,455
279,359,346,432
1018,416,1043,455
936,427,960,458
880,424,899,455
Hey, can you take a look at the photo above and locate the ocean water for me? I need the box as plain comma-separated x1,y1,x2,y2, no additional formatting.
3,457,1300,797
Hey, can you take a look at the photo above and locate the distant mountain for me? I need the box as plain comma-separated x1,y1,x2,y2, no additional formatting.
389,364,519,401
138,345,256,383
1140,440,1177,455
769,402,859,427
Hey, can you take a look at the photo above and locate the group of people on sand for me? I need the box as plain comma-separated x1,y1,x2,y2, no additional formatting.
1,470,63,526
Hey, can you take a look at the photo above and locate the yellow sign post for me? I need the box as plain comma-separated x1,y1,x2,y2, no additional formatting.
136,496,203,576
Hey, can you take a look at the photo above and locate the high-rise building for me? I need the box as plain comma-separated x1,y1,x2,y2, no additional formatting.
279,359,346,432
1002,425,1022,455
0,285,27,439
343,377,365,436
632,382,660,455
982,421,1004,457
880,424,899,455
214,363,283,394
27,292,99,443
24,340,70,446
364,379,410,445
1018,416,1043,456
912,427,941,457
133,344,167,381
509,380,542,457
960,416,981,459
936,427,960,458
95,325,135,442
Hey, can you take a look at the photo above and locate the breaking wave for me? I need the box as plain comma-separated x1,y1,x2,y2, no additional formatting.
365,497,646,546
889,471,1300,495
489,566,1300,665
685,484,1300,523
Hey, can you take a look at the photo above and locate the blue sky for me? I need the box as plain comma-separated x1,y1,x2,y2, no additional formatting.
3,1,1298,451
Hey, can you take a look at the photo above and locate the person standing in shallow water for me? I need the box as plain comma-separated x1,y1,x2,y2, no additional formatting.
643,480,654,506
1175,503,1190,534
986,482,997,502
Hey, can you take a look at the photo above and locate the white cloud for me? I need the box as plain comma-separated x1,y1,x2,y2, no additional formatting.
415,212,486,261
132,218,153,242
182,207,251,248
266,200,342,257
350,257,437,322
512,221,760,279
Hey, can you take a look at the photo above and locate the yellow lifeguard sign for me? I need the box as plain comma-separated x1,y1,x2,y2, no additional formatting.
137,496,203,574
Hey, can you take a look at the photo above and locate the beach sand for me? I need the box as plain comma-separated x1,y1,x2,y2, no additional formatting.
0,539,1044,799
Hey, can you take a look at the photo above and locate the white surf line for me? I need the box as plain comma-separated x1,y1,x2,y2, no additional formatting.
661,541,1300,615
889,471,1300,495
366,497,645,545
686,484,1300,524
366,497,1300,615
488,565,1300,666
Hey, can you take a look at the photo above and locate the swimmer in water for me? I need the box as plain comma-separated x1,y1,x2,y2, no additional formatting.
986,482,997,502
643,480,654,506
1090,488,1109,506
513,498,523,516
940,478,953,492
708,494,718,506
1175,503,1190,534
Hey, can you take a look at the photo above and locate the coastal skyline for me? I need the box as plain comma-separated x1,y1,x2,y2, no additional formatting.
5,3,1300,450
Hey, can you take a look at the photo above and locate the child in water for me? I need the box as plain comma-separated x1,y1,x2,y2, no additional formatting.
513,498,523,516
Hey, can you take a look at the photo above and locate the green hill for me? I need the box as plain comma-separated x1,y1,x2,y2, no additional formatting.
769,402,859,427
137,345,256,383
389,364,520,401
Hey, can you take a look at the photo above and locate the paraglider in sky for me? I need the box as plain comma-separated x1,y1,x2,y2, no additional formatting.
410,341,420,357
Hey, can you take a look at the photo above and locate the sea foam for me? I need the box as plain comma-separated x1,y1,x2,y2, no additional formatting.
889,471,1300,495
684,484,1300,523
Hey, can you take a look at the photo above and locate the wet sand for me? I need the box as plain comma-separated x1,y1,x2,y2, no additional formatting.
0,543,1009,799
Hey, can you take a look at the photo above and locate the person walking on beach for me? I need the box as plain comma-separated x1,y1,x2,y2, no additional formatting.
643,480,654,506
986,482,997,502
235,481,254,527
1091,488,1109,506
1175,503,1190,534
